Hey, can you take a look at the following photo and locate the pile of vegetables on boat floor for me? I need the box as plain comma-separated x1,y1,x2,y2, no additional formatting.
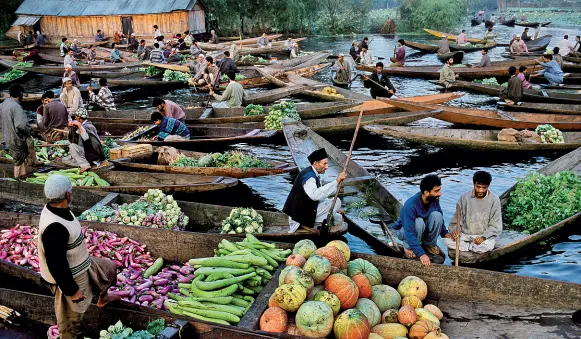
0,62,31,84
220,207,264,234
264,101,301,130
260,239,449,339
169,151,272,169
166,234,290,325
0,139,70,164
120,126,155,141
79,189,188,230
48,318,166,339
24,168,110,187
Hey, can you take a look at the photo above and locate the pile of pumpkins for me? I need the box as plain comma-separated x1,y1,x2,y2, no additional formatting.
259,239,449,339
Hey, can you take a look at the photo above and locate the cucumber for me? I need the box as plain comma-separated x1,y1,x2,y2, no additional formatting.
179,307,241,324
178,300,245,317
194,267,254,277
220,239,241,252
230,297,250,308
181,310,231,326
195,272,257,291
143,257,164,278
189,257,250,269
168,292,188,301
206,272,235,282
190,276,238,297
218,255,267,267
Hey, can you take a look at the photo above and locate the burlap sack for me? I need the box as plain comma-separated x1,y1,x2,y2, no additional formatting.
156,146,181,165
519,130,542,143
497,128,521,143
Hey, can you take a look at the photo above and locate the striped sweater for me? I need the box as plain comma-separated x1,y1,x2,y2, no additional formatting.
158,117,190,141
89,86,116,110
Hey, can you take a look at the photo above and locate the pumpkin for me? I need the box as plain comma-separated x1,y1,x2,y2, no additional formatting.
368,334,384,339
408,320,439,339
326,240,351,261
401,296,423,309
293,239,317,259
286,254,306,268
324,274,359,309
313,290,341,316
355,298,381,327
279,266,298,286
415,308,440,326
315,246,347,270
259,306,288,333
347,258,382,285
397,305,417,326
423,304,443,321
334,308,370,339
268,294,280,308
351,274,372,298
303,255,332,284
397,276,428,300
283,267,314,292
307,284,325,300
272,284,307,312
295,301,334,338
424,330,449,339
371,285,401,312
370,323,408,339
287,323,300,335
381,309,399,323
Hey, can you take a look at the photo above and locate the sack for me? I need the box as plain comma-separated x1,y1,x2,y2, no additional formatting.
497,128,521,143
520,129,542,143
156,146,181,165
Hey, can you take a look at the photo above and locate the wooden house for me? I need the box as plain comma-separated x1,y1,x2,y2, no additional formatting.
7,0,207,43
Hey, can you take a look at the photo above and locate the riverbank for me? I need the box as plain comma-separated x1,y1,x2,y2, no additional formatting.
506,7,581,26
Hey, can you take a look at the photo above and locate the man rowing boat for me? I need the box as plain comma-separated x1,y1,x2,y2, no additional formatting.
283,148,347,233
363,62,396,99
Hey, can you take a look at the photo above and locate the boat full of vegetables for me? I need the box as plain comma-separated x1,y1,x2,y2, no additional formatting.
243,104,265,116
169,151,272,169
165,234,291,325
264,101,301,130
221,207,264,234
24,168,110,187
34,139,70,164
536,124,565,144
163,70,191,83
79,189,189,230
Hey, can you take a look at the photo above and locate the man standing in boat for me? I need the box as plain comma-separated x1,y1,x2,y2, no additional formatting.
283,148,347,233
444,171,502,254
363,62,396,99
393,175,452,267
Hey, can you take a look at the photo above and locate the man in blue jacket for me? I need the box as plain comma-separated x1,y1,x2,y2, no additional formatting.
393,174,452,267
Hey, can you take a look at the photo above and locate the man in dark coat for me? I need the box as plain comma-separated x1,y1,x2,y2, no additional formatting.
363,62,396,99
283,149,347,233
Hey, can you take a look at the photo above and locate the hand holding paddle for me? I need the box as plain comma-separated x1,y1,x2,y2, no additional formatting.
454,204,461,267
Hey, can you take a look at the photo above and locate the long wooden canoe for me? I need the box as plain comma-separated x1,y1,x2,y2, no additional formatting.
498,102,581,115
341,92,465,116
403,40,438,53
451,147,581,264
110,148,296,179
0,92,42,102
357,63,514,79
540,83,581,90
503,35,552,53
434,80,581,104
515,21,552,27
449,41,497,52
217,34,283,47
383,98,581,130
471,18,482,26
363,125,581,152
14,62,142,76
530,74,581,85
0,58,29,90
424,29,485,44
437,51,463,63
501,19,516,27
1,212,580,338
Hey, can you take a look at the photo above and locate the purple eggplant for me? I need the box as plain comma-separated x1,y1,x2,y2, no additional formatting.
135,280,153,291
138,294,154,302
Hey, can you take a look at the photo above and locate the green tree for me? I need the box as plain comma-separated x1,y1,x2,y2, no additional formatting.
397,0,471,32
0,0,23,39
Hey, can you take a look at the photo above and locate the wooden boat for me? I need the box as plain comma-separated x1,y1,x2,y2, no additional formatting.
403,40,438,53
564,55,581,64
88,107,204,122
541,83,581,90
238,45,287,56
357,63,512,79
453,147,581,264
504,35,552,52
246,84,309,105
110,148,296,179
424,29,484,44
515,21,551,27
0,211,580,339
435,80,581,104
0,58,29,89
498,101,581,115
500,19,516,27
449,41,497,52
471,18,482,26
437,51,464,63
531,74,581,85
363,125,581,152
14,62,142,76
103,77,187,88
217,34,283,47
383,98,581,130
484,20,494,28
341,92,464,116
271,51,329,69
501,51,544,59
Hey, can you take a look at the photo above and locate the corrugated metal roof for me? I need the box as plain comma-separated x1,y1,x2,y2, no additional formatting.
12,16,41,26
15,0,202,16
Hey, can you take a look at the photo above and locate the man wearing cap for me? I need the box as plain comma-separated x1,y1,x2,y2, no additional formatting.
62,64,80,88
62,109,106,171
209,30,219,44
0,84,37,177
359,46,373,66
60,77,83,116
39,175,118,338
70,39,84,58
127,33,139,51
283,149,348,233
510,35,528,53
363,62,396,99
63,50,77,67
332,54,351,84
438,35,450,54
290,42,301,59
349,40,359,61
40,90,70,142
88,79,116,111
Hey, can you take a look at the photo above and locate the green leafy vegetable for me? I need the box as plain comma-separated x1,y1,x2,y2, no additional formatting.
170,151,272,169
264,101,300,130
535,124,564,144
146,65,163,77
163,70,190,83
243,104,264,116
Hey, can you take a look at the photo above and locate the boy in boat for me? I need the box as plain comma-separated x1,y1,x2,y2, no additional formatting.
137,40,150,61
438,57,458,88
349,40,359,61
40,91,69,142
60,77,83,116
110,43,122,63
209,72,247,108
444,171,502,254
359,46,374,66
152,97,185,122
516,66,533,89
552,47,564,69
87,78,116,111
472,48,491,68
95,29,105,42
390,39,406,66
530,54,564,86
218,51,239,75
190,40,205,58
283,148,347,233
500,66,523,105
363,62,396,99
257,33,271,48
150,112,191,142
393,174,452,267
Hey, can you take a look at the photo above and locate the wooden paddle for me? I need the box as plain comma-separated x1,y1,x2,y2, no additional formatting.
321,107,365,236
455,204,461,267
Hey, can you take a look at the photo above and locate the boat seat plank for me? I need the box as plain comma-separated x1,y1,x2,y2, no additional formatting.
199,108,213,119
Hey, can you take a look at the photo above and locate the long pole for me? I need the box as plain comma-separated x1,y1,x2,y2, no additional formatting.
322,107,365,233
455,204,461,267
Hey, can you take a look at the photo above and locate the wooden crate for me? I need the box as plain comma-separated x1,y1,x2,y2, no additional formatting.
120,144,153,158
109,148,123,160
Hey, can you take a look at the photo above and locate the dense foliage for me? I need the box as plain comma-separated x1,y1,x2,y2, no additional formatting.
397,0,471,32
170,151,272,169
505,171,581,234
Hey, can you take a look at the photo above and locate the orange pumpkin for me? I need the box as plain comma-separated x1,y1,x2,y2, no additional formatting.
401,296,423,309
351,274,372,298
260,306,288,333
268,294,280,308
409,320,439,339
324,274,359,309
286,254,307,268
397,305,417,326
315,246,347,270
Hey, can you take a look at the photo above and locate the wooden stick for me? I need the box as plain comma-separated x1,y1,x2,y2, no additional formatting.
455,204,461,267
323,107,365,233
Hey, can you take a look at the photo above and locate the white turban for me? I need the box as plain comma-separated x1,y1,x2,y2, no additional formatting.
44,175,72,202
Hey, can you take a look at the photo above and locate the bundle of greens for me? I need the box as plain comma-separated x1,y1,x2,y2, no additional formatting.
103,137,120,159
221,207,264,234
243,104,265,116
505,171,581,234
98,319,165,339
145,65,163,77
221,73,246,81
264,101,300,130
536,124,565,144
239,55,269,64
474,78,500,86
0,62,31,84
163,70,190,83
170,152,272,169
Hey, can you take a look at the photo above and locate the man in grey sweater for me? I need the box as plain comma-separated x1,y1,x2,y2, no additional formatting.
444,171,502,253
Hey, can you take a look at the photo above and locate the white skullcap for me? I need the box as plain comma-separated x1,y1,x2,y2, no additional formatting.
44,175,72,202
442,35,447,38
339,53,344,57
65,64,72,69
62,77,72,83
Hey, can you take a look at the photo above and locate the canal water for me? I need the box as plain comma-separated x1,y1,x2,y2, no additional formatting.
14,21,581,284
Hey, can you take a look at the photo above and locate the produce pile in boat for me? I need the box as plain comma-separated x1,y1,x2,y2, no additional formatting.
240,55,269,64
48,316,166,339
244,104,265,116
35,139,70,164
0,62,31,84
264,101,301,130
165,234,291,325
162,70,190,83
145,65,163,77
505,171,581,234
319,87,345,98
220,207,264,234
79,189,188,230
24,168,110,187
169,151,272,169
473,78,507,86
260,239,449,339
119,126,154,141
536,124,565,144
221,73,247,81
103,137,120,159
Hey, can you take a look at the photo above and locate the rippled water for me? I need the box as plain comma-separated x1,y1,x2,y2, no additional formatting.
15,22,581,283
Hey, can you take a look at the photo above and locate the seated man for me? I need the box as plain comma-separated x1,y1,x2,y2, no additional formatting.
530,54,564,86
444,171,502,254
283,148,347,233
150,112,190,142
210,72,247,108
40,91,69,142
61,109,106,172
393,174,452,267
500,66,523,105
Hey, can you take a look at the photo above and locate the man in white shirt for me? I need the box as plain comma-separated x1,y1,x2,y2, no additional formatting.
359,46,374,65
283,148,347,233
559,35,574,56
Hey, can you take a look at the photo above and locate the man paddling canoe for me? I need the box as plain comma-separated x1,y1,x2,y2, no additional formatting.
283,148,347,233
363,62,396,99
